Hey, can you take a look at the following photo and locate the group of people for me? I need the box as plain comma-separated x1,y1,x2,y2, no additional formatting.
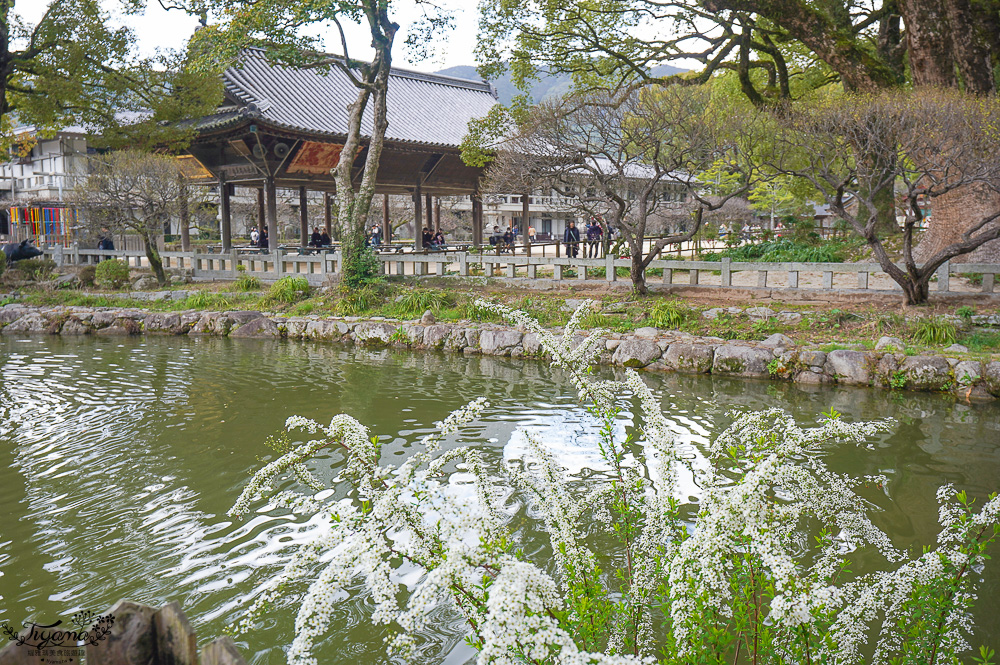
563,220,606,258
421,227,447,249
488,225,517,252
308,227,333,247
249,227,268,249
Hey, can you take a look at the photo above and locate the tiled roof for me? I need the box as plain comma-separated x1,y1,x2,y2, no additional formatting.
197,48,498,149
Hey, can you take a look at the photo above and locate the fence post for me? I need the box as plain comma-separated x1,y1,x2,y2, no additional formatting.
721,257,731,287
553,263,563,280
984,273,995,293
459,253,469,277
757,270,767,288
788,270,799,288
662,267,673,284
605,254,615,283
689,268,699,285
857,271,869,289
822,271,833,289
936,260,950,292
274,249,284,278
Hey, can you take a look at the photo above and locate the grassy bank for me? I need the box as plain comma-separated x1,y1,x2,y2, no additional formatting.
8,279,1000,360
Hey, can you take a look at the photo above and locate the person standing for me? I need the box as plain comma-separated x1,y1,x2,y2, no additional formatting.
259,227,269,249
564,220,581,258
586,222,602,258
250,227,259,246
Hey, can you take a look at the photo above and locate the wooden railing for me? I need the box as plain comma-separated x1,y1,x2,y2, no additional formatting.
43,245,1000,294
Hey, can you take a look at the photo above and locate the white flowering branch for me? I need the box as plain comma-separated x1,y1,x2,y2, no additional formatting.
227,299,1000,665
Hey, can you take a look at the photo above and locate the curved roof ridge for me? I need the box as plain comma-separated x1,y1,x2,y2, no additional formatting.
237,47,495,98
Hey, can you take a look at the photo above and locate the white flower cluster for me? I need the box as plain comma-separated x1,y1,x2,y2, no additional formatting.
228,299,1000,665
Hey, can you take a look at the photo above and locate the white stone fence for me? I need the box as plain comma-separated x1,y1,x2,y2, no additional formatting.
42,245,1000,294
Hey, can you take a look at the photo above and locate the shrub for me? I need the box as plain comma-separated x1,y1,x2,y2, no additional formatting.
230,300,1000,665
77,265,97,287
15,257,57,281
95,259,130,289
335,284,386,315
648,300,694,328
391,289,453,317
956,305,976,321
232,268,262,292
912,317,958,346
268,276,310,303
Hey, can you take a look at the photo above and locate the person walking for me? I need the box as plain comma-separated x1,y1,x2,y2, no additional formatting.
564,220,581,258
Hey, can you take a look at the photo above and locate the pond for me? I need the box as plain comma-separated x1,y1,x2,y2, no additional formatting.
1,335,998,663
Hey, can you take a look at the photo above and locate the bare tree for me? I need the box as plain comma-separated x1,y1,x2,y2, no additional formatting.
769,89,1000,305
487,86,768,293
73,150,190,285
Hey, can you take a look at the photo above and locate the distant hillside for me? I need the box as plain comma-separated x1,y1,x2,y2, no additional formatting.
435,64,686,105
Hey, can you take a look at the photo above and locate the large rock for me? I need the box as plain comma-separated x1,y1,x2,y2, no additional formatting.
60,317,89,335
1,312,46,334
746,306,776,320
954,360,982,386
760,333,794,348
824,350,872,385
354,321,396,344
984,361,1000,397
522,331,545,355
424,324,452,348
798,349,827,369
634,327,659,339
875,336,905,352
776,311,802,325
0,306,30,325
712,344,774,377
662,343,714,373
479,329,524,356
900,355,952,391
230,317,279,338
401,324,424,345
144,312,182,333
612,338,662,368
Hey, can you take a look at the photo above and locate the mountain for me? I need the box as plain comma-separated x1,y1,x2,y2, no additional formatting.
434,64,687,105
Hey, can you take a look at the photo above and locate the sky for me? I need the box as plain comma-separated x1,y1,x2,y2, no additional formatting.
20,0,482,72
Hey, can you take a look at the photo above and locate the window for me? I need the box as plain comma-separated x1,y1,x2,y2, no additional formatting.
542,219,552,234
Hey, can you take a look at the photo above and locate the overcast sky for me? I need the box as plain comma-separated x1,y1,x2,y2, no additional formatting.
21,1,481,72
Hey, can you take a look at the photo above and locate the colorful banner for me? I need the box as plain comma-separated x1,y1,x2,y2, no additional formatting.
8,207,77,245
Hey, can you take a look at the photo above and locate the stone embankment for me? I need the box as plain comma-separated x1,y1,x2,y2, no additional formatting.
2,303,999,400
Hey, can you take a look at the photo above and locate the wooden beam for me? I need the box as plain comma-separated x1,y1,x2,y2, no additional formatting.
383,194,391,244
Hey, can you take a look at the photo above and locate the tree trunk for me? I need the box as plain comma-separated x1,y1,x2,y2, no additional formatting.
143,234,167,286
333,13,397,288
630,250,648,294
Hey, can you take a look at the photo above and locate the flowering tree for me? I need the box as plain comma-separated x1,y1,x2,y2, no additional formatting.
230,302,1000,665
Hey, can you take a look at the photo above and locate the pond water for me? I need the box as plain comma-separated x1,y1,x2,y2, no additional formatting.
1,335,998,663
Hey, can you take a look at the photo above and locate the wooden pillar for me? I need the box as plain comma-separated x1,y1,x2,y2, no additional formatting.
413,180,423,243
264,176,278,250
522,190,531,256
179,177,190,251
425,193,433,237
383,194,391,243
434,197,441,234
219,176,232,252
472,189,483,246
324,192,332,237
299,186,309,247
256,188,265,239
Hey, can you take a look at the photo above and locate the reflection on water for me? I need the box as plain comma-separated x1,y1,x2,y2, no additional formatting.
0,335,998,662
